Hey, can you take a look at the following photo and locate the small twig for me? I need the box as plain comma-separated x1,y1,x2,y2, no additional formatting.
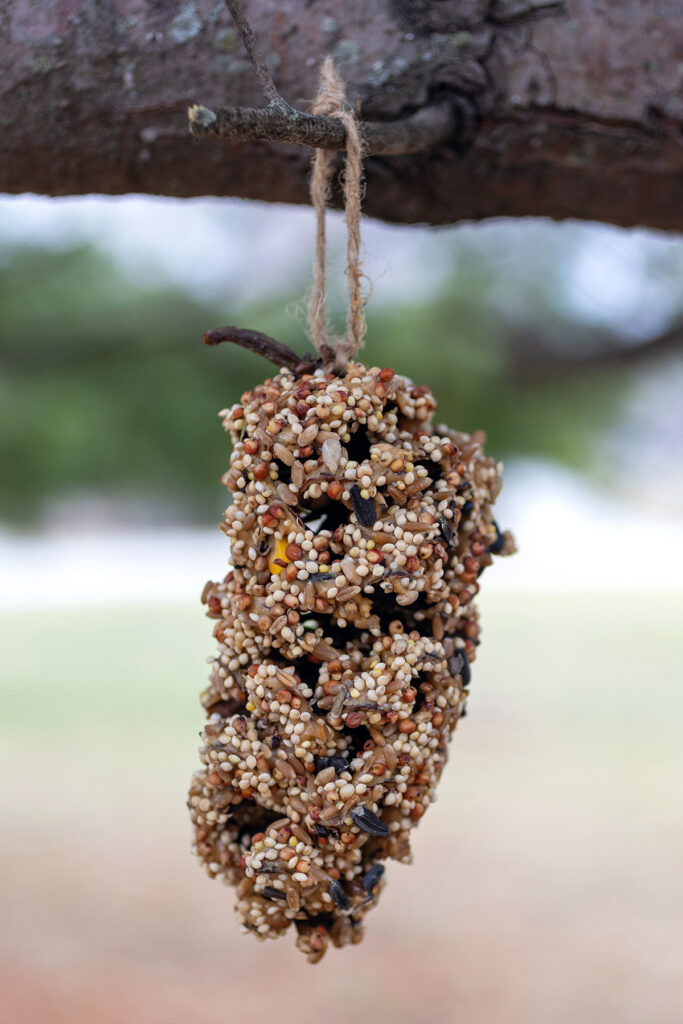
223,0,287,111
189,100,455,156
203,326,306,370
189,0,456,155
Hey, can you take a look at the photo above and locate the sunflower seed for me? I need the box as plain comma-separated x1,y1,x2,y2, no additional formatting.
350,484,377,527
329,878,350,910
263,886,287,901
487,520,505,554
362,864,385,892
449,649,471,687
350,805,389,836
308,571,337,583
438,516,455,546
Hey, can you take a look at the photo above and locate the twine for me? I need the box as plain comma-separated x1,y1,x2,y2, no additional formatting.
308,57,366,372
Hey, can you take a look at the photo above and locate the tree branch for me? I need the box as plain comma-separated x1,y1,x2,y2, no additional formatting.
4,316,679,377
3,0,683,227
203,326,310,371
511,319,683,382
223,0,283,109
189,0,456,155
189,100,456,155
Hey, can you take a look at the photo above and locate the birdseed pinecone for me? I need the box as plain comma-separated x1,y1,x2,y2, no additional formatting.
189,358,514,962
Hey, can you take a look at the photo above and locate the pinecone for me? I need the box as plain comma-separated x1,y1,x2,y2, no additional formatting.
189,358,514,962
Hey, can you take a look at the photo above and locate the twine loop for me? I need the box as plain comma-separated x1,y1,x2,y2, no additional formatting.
308,57,366,373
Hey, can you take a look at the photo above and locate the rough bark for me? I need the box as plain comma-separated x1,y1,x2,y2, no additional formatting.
2,0,682,229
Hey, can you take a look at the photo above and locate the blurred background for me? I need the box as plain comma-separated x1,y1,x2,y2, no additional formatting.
1,194,682,1023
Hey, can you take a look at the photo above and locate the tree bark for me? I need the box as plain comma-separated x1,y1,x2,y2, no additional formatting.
2,0,682,230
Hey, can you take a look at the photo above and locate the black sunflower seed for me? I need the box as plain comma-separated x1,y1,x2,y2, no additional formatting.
262,886,287,901
328,755,351,774
462,499,474,516
362,863,385,893
350,484,377,527
259,862,280,874
438,516,455,546
487,520,505,555
449,649,471,687
329,878,350,910
350,805,390,837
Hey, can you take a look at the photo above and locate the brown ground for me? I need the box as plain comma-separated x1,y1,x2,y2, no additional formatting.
1,592,681,1024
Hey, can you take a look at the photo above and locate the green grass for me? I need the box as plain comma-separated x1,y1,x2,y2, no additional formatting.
0,604,207,756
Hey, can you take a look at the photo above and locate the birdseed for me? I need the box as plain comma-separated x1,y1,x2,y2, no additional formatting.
189,358,514,962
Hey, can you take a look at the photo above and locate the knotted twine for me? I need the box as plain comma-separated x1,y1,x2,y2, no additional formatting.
308,57,366,373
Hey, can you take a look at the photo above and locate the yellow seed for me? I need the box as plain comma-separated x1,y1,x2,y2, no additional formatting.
288,836,298,847
246,701,256,711
268,537,290,575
